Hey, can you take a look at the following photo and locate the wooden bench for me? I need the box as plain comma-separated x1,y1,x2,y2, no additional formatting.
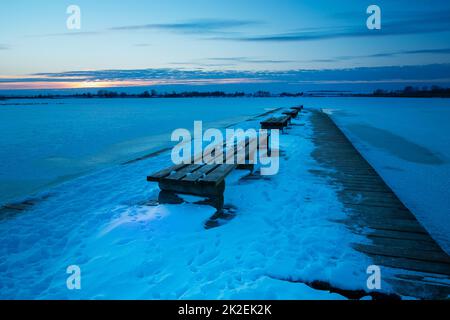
290,105,303,111
148,163,234,208
260,115,290,130
147,135,268,209
282,109,299,119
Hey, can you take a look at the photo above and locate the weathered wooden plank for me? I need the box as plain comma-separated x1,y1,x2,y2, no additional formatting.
339,186,393,194
159,179,225,198
385,277,450,299
191,141,225,164
341,189,400,201
341,201,409,211
355,218,427,233
147,164,188,181
345,205,415,220
200,164,237,185
353,243,450,264
182,164,219,182
260,115,290,129
282,110,298,118
369,255,450,276
361,229,436,242
367,236,444,253
223,137,251,164
327,175,386,183
165,164,203,181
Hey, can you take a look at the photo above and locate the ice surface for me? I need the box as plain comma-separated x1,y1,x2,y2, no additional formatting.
0,98,286,204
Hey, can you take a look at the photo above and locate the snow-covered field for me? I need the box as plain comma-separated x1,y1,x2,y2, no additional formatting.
0,97,449,299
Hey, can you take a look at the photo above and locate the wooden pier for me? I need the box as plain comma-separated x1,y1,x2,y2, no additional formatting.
309,110,450,299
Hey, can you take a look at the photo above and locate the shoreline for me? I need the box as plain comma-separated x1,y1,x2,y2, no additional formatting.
2,95,450,101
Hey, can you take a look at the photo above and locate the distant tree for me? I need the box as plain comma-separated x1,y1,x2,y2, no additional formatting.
403,86,415,93
373,89,386,96
253,91,271,97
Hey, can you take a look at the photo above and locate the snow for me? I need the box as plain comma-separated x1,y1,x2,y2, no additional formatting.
1,96,449,299
0,107,371,299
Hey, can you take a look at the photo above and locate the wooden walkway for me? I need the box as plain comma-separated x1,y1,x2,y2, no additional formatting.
309,110,450,299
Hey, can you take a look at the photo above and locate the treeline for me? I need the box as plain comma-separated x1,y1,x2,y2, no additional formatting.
371,86,450,98
0,89,304,100
2,86,450,100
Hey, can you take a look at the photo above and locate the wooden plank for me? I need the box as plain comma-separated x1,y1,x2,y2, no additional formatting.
182,164,219,182
260,117,277,123
344,205,415,220
280,115,291,125
282,111,298,118
385,277,450,299
260,116,291,129
355,218,427,234
147,164,188,181
159,179,225,198
196,141,228,164
341,201,409,211
361,229,436,242
328,175,386,183
341,189,400,201
223,137,250,164
339,186,393,194
353,243,450,264
369,255,450,276
366,236,444,253
165,164,204,181
200,164,237,185
240,136,260,164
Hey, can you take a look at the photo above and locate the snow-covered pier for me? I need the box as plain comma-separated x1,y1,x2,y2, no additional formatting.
309,110,450,299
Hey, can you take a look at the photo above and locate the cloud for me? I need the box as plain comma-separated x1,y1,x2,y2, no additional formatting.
2,64,450,90
170,62,236,68
212,10,450,42
208,57,294,64
169,57,295,67
26,31,101,38
0,44,9,50
334,47,450,61
110,19,261,35
187,48,450,66
2,64,447,85
24,19,260,40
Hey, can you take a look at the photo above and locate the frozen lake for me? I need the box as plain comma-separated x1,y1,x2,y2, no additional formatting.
0,97,449,251
1,96,449,298
0,98,288,205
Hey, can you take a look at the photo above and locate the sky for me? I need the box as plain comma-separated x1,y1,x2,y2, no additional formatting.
0,0,450,93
